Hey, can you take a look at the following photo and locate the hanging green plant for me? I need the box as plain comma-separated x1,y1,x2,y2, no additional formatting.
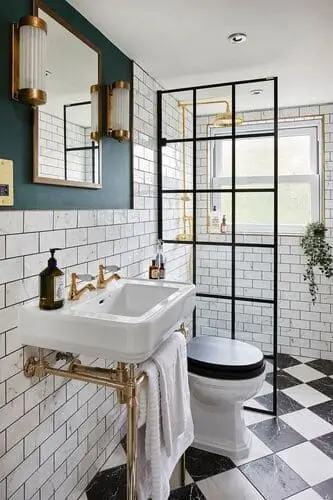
300,222,333,304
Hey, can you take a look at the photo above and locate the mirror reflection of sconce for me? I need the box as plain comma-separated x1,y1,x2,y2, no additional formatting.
90,84,100,142
106,81,131,142
11,15,47,106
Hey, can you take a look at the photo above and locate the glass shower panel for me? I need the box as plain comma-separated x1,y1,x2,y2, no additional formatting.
196,244,231,297
196,296,231,338
162,141,193,191
161,90,193,142
162,192,193,242
196,85,233,139
235,247,274,302
235,79,275,136
163,242,193,283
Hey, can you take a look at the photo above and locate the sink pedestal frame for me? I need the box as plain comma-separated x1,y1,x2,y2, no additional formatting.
24,349,146,500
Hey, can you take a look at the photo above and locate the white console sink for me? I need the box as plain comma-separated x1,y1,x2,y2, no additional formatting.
18,278,196,363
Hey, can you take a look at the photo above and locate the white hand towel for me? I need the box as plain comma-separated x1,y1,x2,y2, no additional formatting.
152,330,189,457
137,331,194,500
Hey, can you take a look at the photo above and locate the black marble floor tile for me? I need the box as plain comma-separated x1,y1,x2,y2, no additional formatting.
310,400,333,425
185,446,235,482
249,417,306,452
169,483,206,499
308,377,333,399
313,477,333,500
311,431,333,460
306,359,333,376
86,464,127,500
266,371,302,390
277,354,301,370
255,391,304,416
240,454,308,500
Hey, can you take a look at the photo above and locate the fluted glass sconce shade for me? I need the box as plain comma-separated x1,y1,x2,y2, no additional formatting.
11,16,47,106
90,84,100,142
107,81,130,141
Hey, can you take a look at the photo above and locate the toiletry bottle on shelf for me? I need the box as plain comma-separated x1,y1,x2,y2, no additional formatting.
220,214,227,234
159,262,165,279
156,239,164,267
39,248,64,310
211,205,220,230
149,259,159,279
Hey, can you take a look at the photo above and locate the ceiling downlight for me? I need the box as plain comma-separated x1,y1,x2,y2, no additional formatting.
228,32,247,44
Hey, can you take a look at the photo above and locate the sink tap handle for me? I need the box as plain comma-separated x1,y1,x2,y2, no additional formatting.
75,273,95,282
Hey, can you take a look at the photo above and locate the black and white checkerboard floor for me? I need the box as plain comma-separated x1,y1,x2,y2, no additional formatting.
84,354,333,500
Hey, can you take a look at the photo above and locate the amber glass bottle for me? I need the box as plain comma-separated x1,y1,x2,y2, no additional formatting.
39,248,64,310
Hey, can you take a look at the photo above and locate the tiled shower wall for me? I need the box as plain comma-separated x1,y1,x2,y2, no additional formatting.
0,64,189,500
39,111,93,182
195,104,333,360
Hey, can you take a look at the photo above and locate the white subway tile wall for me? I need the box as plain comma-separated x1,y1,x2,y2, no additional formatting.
195,106,333,361
0,65,188,500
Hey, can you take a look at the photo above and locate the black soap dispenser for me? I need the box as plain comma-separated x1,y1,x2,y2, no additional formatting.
39,248,65,310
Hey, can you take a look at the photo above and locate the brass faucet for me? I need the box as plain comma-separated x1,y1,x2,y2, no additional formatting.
68,273,96,301
97,264,121,289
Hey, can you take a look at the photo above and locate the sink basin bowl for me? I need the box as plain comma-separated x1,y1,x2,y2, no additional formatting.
18,278,196,363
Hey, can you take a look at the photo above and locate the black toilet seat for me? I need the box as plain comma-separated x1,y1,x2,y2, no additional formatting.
187,336,265,380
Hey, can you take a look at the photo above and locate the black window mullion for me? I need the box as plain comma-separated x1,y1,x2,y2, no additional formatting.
157,90,163,239
231,84,236,340
273,77,279,416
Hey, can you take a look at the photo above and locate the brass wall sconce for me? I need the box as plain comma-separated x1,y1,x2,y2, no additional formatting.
106,80,131,141
90,84,100,142
11,15,48,106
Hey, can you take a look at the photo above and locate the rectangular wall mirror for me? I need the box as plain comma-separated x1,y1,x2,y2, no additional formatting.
33,1,102,188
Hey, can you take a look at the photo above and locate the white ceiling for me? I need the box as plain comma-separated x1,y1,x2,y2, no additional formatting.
66,0,333,109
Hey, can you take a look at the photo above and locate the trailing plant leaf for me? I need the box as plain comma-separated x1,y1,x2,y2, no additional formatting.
300,222,333,304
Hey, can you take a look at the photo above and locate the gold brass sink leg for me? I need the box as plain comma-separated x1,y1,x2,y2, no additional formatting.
117,361,128,405
23,350,145,500
127,363,139,500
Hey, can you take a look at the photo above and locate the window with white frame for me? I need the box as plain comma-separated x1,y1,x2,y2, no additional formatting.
210,118,322,233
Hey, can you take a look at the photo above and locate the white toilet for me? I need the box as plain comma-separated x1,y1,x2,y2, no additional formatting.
187,336,266,459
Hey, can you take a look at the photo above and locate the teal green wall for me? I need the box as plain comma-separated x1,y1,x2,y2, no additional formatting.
0,0,133,209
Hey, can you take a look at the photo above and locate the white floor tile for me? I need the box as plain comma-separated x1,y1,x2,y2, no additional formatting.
293,356,315,364
278,442,333,486
282,384,330,408
102,444,127,470
287,489,323,499
243,410,274,427
284,364,326,383
197,468,264,499
280,409,333,439
234,432,272,466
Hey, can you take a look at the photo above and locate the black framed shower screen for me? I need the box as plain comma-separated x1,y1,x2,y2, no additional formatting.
157,77,278,416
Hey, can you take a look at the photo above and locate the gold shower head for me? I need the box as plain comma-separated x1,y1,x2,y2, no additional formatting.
214,101,243,127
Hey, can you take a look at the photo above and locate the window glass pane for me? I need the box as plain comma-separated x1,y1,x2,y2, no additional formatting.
217,134,313,178
220,192,274,228
279,182,312,226
218,182,312,228
219,137,274,177
279,135,312,175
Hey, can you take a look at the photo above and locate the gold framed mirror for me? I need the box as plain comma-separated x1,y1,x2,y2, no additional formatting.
32,0,102,189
